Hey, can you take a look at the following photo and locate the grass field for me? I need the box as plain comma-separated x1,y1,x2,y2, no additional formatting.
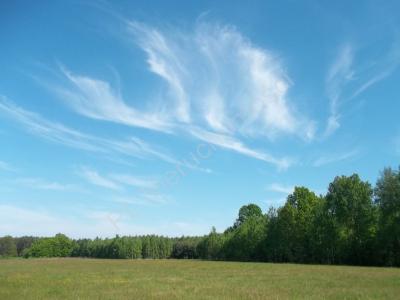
0,258,399,299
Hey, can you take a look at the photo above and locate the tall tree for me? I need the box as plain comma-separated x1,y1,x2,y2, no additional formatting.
0,236,17,257
197,227,225,260
225,204,266,261
375,167,400,266
267,187,320,263
324,174,377,265
234,204,263,228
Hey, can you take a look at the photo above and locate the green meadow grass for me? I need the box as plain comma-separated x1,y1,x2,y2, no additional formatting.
0,258,399,299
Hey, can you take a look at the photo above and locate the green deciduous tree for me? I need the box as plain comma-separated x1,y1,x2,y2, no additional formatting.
324,174,377,265
0,236,17,257
375,167,400,266
224,204,266,261
234,204,263,228
265,187,321,263
24,234,75,258
197,227,225,260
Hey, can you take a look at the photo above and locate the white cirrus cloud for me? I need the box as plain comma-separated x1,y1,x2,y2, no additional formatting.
48,21,316,169
324,41,400,137
0,96,103,152
351,40,400,99
110,174,158,189
128,21,314,140
324,44,354,137
0,96,181,165
14,177,79,191
78,167,122,190
313,149,359,167
188,126,292,170
57,67,173,132
78,167,161,192
266,183,295,194
112,193,170,206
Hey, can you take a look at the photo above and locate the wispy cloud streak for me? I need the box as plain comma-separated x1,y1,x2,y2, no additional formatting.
0,96,180,165
0,96,103,152
14,177,79,191
45,21,318,169
351,42,400,98
188,126,292,170
110,174,158,189
325,45,354,137
313,149,359,167
266,183,294,194
325,41,400,136
58,67,172,132
127,21,314,140
112,193,169,206
79,167,122,190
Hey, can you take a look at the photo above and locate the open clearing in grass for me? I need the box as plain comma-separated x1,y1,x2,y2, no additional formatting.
0,258,399,299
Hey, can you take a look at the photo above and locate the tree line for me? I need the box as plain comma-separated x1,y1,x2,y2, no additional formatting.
1,166,399,266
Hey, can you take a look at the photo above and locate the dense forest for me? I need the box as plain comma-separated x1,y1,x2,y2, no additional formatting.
1,166,399,267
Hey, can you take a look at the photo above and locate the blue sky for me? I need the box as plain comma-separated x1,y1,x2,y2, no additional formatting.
1,0,399,238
